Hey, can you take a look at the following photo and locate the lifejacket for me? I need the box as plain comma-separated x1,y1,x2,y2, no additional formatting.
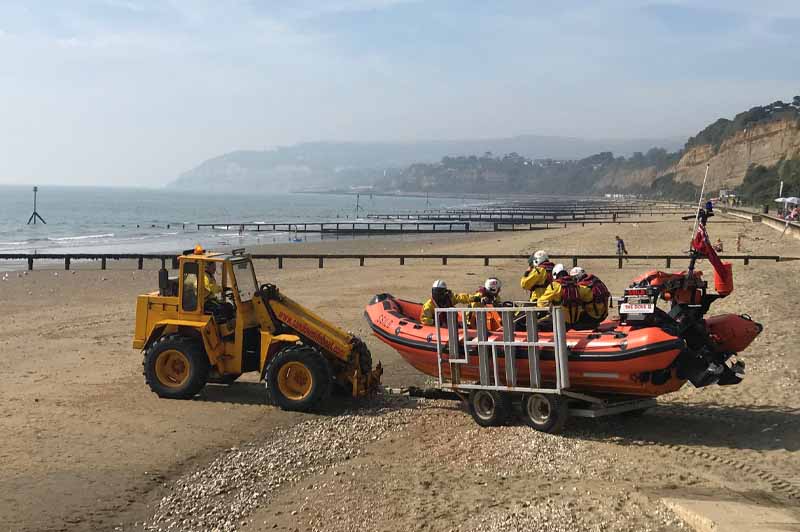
539,261,555,285
557,277,583,324
467,287,501,330
475,286,499,305
579,274,610,320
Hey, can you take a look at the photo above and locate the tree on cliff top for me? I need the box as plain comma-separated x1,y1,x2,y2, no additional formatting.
686,99,800,153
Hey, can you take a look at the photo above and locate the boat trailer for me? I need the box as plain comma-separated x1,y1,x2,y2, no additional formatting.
385,305,656,433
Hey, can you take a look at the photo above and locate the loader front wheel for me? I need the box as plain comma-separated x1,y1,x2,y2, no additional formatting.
265,346,331,412
143,335,209,399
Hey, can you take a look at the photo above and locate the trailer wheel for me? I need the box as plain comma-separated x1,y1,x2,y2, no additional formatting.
520,393,567,434
265,346,331,412
143,334,209,399
468,390,511,427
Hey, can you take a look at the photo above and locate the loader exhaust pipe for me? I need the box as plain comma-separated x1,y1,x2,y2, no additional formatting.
158,266,169,296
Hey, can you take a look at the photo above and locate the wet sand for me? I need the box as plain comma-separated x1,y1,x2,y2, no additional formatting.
1,214,799,531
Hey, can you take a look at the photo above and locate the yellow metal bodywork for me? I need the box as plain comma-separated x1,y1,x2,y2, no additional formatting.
133,251,382,396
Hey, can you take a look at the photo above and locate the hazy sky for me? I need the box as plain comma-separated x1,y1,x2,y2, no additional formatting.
0,1,798,186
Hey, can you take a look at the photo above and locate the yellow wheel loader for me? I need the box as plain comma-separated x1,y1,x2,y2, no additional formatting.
132,247,382,411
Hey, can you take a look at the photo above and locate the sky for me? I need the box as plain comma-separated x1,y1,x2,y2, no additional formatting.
0,0,798,186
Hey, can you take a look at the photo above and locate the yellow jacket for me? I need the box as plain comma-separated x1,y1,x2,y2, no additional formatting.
582,293,608,320
537,281,593,324
579,276,609,321
420,292,475,325
520,266,551,302
204,272,222,300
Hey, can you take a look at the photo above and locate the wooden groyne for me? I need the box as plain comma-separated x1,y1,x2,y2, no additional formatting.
195,221,470,234
2,252,795,271
367,206,692,223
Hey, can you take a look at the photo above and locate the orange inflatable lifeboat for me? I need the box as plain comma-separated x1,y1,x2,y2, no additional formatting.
365,294,688,397
367,205,762,397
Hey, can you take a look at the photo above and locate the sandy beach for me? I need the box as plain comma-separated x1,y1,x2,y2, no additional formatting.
1,214,799,531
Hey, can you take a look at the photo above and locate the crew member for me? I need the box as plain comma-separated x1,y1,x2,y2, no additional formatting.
537,264,593,328
520,250,555,303
570,266,610,327
203,261,222,301
470,277,503,330
420,280,478,326
476,277,502,305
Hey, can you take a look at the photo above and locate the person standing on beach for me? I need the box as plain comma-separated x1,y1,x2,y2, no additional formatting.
615,236,629,262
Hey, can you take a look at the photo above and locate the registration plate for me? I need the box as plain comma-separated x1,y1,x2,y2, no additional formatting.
620,303,655,314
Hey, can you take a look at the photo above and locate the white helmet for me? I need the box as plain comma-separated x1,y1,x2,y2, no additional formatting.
484,277,502,295
569,266,586,280
531,250,549,267
432,279,447,289
552,263,566,278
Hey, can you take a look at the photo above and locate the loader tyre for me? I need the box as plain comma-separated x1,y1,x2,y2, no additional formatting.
143,335,209,399
265,346,332,412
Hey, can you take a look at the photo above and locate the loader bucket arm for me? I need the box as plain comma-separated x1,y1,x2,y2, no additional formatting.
255,284,382,396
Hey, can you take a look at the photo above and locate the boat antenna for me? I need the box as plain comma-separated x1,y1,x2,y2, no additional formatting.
689,164,710,246
683,164,711,275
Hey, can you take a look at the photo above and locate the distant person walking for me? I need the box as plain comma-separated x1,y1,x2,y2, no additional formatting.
615,235,629,262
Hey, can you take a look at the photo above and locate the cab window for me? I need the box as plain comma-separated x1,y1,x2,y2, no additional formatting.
232,260,257,302
181,262,199,311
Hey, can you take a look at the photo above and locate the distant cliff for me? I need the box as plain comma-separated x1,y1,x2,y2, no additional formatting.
672,117,800,190
598,99,800,192
170,136,684,192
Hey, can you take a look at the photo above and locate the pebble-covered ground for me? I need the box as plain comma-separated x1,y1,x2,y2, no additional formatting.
144,398,690,532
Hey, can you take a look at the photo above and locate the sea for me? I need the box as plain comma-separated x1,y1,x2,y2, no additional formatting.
0,185,469,256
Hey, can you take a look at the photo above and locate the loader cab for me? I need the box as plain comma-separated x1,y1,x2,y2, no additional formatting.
176,253,224,315
177,251,259,320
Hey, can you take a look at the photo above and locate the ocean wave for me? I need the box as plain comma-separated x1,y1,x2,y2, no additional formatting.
47,233,115,242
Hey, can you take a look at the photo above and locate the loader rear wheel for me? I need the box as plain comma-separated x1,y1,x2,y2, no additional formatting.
520,393,567,434
265,346,331,412
143,335,209,399
467,390,511,427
